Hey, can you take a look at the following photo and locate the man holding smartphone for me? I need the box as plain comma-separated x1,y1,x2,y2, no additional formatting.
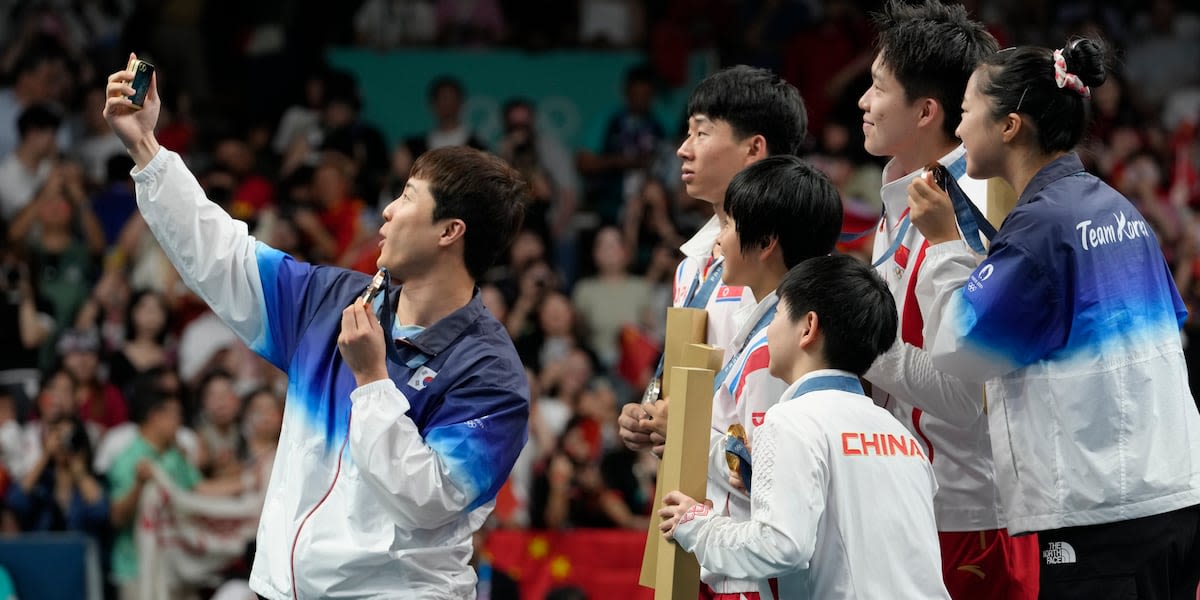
105,54,531,600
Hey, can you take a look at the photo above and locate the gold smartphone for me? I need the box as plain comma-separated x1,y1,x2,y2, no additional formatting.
126,56,155,109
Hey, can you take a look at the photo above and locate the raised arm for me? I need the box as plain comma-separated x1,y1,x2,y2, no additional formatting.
104,56,323,369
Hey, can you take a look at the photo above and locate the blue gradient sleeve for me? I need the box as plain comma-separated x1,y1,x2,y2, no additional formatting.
424,378,530,511
953,240,1067,369
251,243,370,371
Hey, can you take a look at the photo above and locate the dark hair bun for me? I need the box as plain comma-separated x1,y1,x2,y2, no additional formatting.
1061,37,1108,88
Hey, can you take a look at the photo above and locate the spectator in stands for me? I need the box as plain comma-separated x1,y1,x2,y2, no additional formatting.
5,369,95,481
105,290,173,399
5,415,108,538
0,104,61,223
571,226,654,368
272,69,329,156
59,327,127,432
576,65,665,223
238,387,282,494
621,177,684,275
0,49,68,158
291,154,367,265
0,243,51,417
404,76,487,158
8,161,106,368
107,382,236,600
92,367,200,476
193,370,244,479
498,98,584,280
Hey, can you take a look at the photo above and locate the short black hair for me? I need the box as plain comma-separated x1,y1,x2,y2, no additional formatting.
872,0,999,140
978,37,1108,153
685,65,808,156
724,155,842,268
428,76,465,101
16,104,61,139
129,379,180,426
777,254,898,376
411,146,529,281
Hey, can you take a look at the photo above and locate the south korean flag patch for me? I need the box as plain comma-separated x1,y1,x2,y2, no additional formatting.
407,365,438,391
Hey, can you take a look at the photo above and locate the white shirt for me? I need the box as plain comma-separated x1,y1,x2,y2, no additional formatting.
674,370,949,600
864,145,1006,531
0,153,51,221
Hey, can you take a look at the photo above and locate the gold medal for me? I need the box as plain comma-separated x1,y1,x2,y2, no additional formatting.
725,423,747,472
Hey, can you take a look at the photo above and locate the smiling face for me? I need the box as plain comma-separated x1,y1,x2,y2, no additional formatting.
955,69,1008,181
377,178,449,280
858,54,924,160
676,115,755,207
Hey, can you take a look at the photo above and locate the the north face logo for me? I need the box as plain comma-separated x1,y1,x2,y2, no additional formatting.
1042,541,1077,565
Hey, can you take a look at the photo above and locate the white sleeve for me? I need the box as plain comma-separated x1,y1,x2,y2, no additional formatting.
131,148,267,348
348,380,472,529
675,414,821,579
865,340,984,428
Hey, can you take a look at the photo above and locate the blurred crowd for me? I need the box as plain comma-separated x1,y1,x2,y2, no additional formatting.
0,0,1197,598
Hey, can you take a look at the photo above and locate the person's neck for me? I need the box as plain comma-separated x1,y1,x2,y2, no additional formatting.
597,268,627,282
745,262,787,303
436,119,461,133
132,332,157,345
248,436,277,457
1007,148,1068,198
786,355,831,386
140,427,169,453
890,136,960,180
394,266,475,327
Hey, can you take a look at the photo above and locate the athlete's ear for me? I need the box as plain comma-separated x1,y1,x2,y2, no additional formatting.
745,134,768,163
758,236,779,262
798,311,820,349
438,218,466,247
916,97,940,130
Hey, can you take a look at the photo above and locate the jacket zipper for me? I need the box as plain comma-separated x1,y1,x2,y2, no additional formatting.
290,413,352,598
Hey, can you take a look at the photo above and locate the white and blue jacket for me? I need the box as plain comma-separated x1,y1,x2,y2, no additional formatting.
917,152,1200,534
133,149,529,599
